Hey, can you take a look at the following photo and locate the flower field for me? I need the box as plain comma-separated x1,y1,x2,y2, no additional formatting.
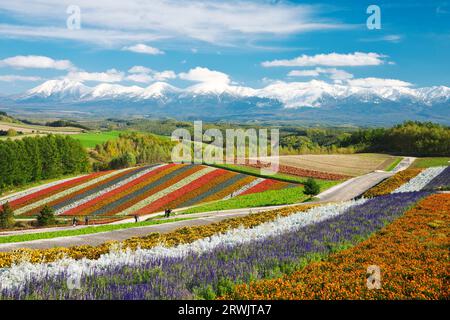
0,191,431,298
363,168,423,197
0,164,295,218
225,193,449,300
0,166,447,299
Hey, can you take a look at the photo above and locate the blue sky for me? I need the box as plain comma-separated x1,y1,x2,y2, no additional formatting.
0,0,449,94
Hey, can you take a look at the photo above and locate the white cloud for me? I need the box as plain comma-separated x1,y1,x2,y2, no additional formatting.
65,69,124,83
126,66,176,83
288,69,321,77
0,55,73,70
346,77,412,88
262,52,386,67
153,70,176,81
288,68,353,81
360,34,402,43
128,66,152,74
0,75,43,82
122,44,164,55
179,67,230,84
126,73,154,84
0,1,350,47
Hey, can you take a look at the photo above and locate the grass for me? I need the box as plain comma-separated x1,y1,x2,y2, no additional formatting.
72,130,122,148
385,157,402,171
210,163,338,189
181,186,310,214
0,217,192,244
412,157,450,168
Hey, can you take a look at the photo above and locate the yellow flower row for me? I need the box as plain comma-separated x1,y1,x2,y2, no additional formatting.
0,203,315,268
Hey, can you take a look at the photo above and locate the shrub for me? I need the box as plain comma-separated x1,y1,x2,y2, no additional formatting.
0,202,15,229
303,178,320,196
36,205,57,226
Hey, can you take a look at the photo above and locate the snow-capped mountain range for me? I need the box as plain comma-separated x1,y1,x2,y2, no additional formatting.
2,79,449,125
18,79,450,108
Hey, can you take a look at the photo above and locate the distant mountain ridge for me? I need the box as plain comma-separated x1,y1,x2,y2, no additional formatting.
2,79,449,126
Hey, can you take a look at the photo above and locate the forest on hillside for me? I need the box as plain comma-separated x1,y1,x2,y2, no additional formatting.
0,135,89,192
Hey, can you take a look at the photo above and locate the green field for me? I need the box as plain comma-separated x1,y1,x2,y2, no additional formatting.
72,130,122,148
412,157,450,168
385,157,402,171
0,217,192,244
181,186,309,214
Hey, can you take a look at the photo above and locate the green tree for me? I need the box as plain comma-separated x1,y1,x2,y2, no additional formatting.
303,178,321,196
36,205,57,226
0,202,15,229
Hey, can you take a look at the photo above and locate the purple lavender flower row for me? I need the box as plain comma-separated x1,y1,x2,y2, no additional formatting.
423,166,450,190
1,191,429,300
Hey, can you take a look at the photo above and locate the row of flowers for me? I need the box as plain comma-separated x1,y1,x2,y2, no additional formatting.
4,164,290,218
54,165,165,215
222,178,265,200
244,161,349,180
14,168,133,216
0,172,102,208
0,204,315,268
62,164,176,216
393,166,447,193
0,191,430,298
225,193,449,300
0,167,442,297
363,168,423,197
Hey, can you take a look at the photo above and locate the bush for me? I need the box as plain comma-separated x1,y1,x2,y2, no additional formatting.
0,202,15,229
6,129,17,137
303,178,321,196
109,152,137,169
36,205,57,226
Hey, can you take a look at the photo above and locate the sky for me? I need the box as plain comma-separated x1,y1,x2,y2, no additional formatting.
0,0,449,95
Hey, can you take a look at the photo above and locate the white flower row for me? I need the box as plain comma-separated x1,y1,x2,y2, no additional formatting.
117,166,217,216
54,165,166,215
393,166,446,193
0,175,89,206
222,178,265,200
15,168,132,216
0,198,366,291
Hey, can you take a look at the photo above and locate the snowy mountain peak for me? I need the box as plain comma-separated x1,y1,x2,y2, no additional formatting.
25,79,89,99
18,79,450,109
141,82,179,98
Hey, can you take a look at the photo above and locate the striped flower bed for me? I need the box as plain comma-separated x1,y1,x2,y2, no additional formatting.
5,164,292,218
393,166,447,193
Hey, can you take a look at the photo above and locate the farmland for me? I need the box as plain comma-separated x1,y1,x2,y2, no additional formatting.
257,153,400,177
0,164,299,218
71,131,122,148
0,120,82,137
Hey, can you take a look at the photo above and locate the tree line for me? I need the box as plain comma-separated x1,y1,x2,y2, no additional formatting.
91,132,174,170
0,135,89,192
340,121,450,156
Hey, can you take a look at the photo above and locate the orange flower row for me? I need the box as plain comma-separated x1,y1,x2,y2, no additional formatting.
364,168,423,197
224,193,450,300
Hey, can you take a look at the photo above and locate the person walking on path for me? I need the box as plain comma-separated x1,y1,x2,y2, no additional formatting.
84,216,89,226
72,217,78,227
134,215,139,223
